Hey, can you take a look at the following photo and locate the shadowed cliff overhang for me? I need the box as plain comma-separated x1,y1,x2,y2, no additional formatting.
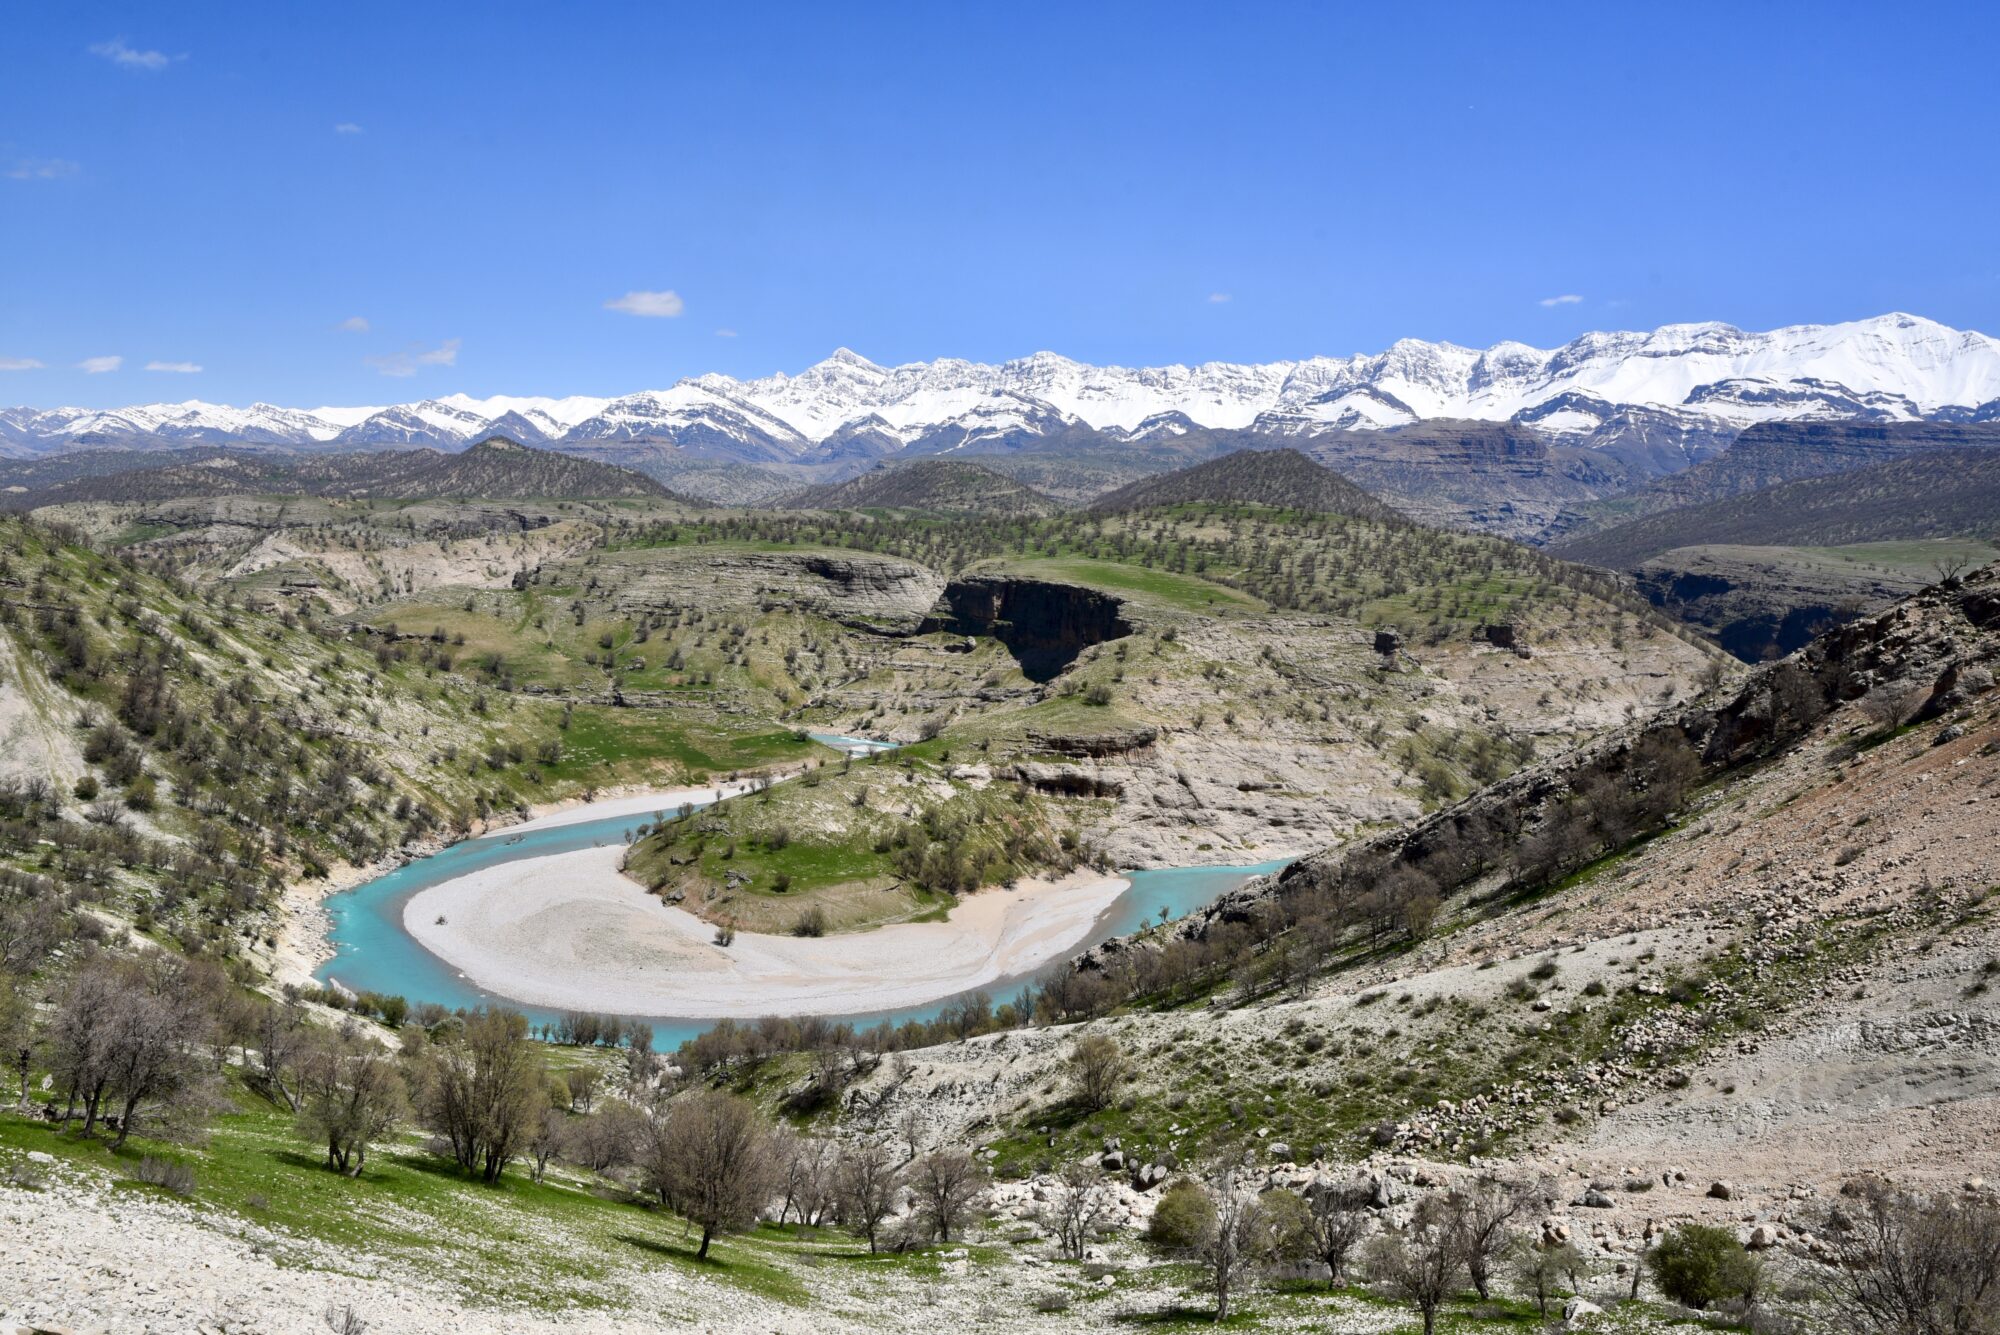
918,576,1133,682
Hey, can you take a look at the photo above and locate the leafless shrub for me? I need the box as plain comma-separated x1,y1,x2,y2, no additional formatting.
1820,1180,2000,1335
322,1302,369,1335
1064,1033,1129,1113
131,1154,196,1196
1040,1158,1113,1262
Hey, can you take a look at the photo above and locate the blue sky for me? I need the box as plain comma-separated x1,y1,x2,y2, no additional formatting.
5,1,1998,408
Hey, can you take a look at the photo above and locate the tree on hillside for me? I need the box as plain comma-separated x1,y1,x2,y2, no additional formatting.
1651,1223,1760,1311
1064,1032,1129,1113
247,994,311,1111
1041,1158,1113,1262
1366,1194,1468,1335
1508,1235,1588,1318
49,963,125,1134
1304,1178,1373,1286
650,1088,775,1259
0,975,34,1110
413,1007,545,1183
1190,1166,1270,1323
1819,1181,2000,1335
834,1140,903,1253
774,1130,839,1227
1445,1178,1533,1300
295,1026,406,1177
910,1147,984,1244
51,958,211,1146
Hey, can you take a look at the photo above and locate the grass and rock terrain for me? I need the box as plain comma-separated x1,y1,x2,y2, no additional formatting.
2,450,1995,1332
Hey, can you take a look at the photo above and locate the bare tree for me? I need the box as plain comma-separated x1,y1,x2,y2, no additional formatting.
295,1027,406,1177
0,975,33,1110
564,1065,601,1113
322,1302,369,1335
1191,1165,1268,1322
835,1140,903,1253
898,1106,927,1161
568,1100,646,1175
775,1131,839,1227
51,959,210,1147
1508,1235,1586,1318
1305,1178,1373,1286
910,1147,984,1243
1041,1158,1113,1262
1366,1194,1468,1335
1933,557,1971,589
250,995,311,1111
1445,1178,1530,1300
1064,1033,1129,1113
526,1098,566,1185
1820,1180,2000,1335
49,963,126,1134
652,1088,775,1258
413,1007,545,1182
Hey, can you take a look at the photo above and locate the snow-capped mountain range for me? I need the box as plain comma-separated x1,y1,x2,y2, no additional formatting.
5,314,1997,465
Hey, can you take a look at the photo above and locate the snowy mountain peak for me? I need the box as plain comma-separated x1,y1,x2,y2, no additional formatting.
6,314,1997,465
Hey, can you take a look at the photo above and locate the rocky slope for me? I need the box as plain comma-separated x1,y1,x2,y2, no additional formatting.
835,565,1998,1278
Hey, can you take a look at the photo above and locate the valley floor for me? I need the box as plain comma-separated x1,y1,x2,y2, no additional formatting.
404,853,1131,1019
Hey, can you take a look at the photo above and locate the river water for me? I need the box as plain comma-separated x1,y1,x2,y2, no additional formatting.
313,737,1286,1047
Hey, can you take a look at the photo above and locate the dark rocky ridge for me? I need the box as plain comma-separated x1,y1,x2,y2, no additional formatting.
1552,420,2000,548
918,576,1134,682
1555,446,2000,571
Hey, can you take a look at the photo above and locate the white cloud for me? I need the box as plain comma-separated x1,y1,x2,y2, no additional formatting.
1539,293,1584,308
334,122,363,135
78,356,123,374
1207,292,1232,304
1,357,45,372
604,289,685,318
714,328,738,338
145,360,202,373
365,338,460,377
90,39,174,71
7,158,80,181
335,316,371,333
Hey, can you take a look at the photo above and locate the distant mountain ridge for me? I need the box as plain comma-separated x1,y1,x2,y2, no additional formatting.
776,459,1063,516
2,438,682,508
1090,448,1400,521
7,314,1997,475
1548,419,2000,545
1553,446,2000,570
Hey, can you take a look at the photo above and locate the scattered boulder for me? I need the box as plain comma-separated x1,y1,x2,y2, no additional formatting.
1564,1295,1604,1327
1707,1180,1736,1200
1368,1171,1405,1208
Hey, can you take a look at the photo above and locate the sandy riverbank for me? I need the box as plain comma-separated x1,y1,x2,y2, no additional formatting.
268,777,780,993
402,851,1130,1018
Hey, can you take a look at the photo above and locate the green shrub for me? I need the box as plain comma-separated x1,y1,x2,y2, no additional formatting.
1652,1223,1757,1309
1147,1180,1215,1251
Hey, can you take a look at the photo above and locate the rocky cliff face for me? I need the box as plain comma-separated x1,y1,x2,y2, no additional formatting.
606,548,947,633
1105,561,2000,960
918,576,1134,681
